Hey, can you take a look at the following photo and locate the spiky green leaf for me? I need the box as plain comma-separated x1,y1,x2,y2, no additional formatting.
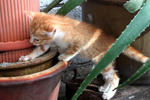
72,0,150,100
116,59,150,90
124,0,145,13
56,0,86,15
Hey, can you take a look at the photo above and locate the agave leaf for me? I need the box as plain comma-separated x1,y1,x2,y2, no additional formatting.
116,59,150,90
71,0,150,99
124,0,145,13
56,0,86,15
42,0,63,12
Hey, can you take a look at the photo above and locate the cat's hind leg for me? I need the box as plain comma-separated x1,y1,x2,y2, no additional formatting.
93,54,119,100
99,62,119,100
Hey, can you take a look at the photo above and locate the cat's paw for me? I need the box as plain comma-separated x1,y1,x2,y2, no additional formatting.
18,56,32,62
102,90,116,100
58,54,72,62
99,82,117,100
58,54,68,62
99,83,111,93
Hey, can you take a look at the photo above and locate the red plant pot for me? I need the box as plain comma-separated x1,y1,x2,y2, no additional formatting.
0,0,40,63
0,61,68,100
0,47,68,100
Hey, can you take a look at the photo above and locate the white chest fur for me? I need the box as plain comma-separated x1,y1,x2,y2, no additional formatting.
52,29,68,51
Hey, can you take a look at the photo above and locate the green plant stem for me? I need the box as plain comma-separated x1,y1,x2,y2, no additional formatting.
56,0,86,15
42,0,63,12
71,0,150,99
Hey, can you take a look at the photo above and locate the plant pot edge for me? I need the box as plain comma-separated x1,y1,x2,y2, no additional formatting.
0,61,68,85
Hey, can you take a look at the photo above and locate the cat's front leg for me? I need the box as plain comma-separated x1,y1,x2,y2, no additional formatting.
58,44,80,62
19,44,50,62
58,51,79,62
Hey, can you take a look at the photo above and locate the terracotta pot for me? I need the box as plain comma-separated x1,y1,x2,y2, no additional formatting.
0,0,40,63
0,48,68,100
82,0,150,84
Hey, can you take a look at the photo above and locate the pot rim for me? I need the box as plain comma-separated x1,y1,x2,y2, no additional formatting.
0,47,57,70
0,61,68,85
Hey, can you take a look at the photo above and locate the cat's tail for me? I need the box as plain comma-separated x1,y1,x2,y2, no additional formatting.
123,46,149,63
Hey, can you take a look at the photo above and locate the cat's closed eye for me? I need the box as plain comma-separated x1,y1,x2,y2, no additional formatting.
34,38,40,42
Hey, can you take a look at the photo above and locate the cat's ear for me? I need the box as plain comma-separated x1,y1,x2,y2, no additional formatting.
24,11,36,20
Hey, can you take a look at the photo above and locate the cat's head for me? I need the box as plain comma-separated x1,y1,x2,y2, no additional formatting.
25,11,56,46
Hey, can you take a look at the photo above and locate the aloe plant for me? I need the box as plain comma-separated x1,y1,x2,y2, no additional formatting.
71,0,150,99
116,0,150,89
45,0,150,99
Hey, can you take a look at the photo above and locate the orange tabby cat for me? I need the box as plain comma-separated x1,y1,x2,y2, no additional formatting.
19,11,149,100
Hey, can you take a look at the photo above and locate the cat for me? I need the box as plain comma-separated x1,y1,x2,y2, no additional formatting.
19,11,149,100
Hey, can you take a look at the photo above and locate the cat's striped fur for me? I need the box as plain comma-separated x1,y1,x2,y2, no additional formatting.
19,11,149,100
